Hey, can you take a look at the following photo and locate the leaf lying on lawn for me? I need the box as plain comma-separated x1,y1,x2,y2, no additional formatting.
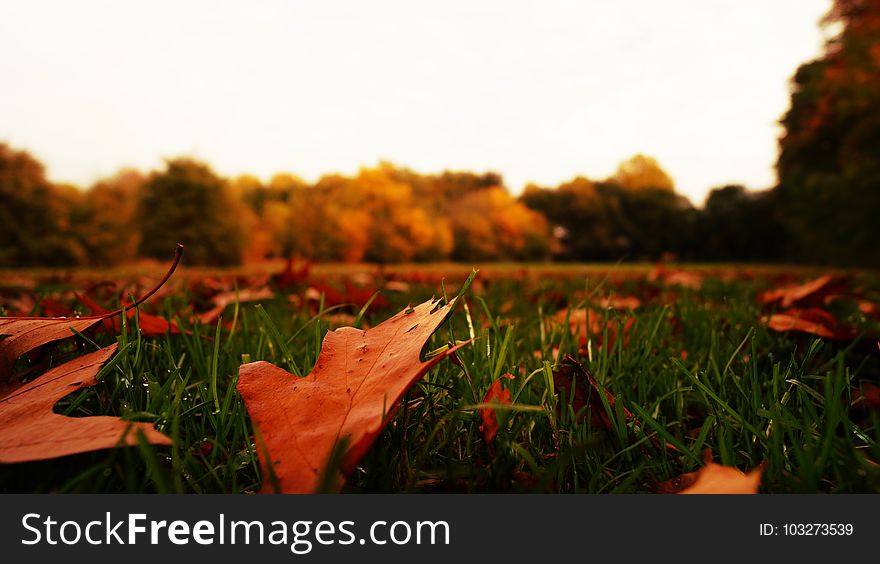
76,293,183,337
552,354,633,430
852,382,880,412
0,245,183,381
0,316,106,382
757,274,846,308
198,286,275,325
657,452,764,494
237,297,468,493
0,344,171,463
480,374,514,446
554,308,634,352
762,307,858,341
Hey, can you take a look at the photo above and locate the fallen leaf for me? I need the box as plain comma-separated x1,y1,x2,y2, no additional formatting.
663,270,703,290
554,308,634,352
665,453,764,494
0,316,105,382
758,274,846,308
271,258,311,290
0,344,171,463
480,374,514,446
648,264,703,289
552,354,633,430
0,245,183,381
852,383,880,412
77,293,183,337
595,294,641,310
762,307,858,340
198,286,275,325
237,297,468,493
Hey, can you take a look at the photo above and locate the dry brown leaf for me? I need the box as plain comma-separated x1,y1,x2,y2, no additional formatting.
852,382,880,412
663,271,703,290
595,294,641,310
0,317,105,382
554,308,634,351
657,450,763,494
237,297,468,493
758,274,846,308
480,374,514,446
678,461,764,494
552,354,633,430
77,293,184,337
762,307,858,341
0,245,183,381
198,286,275,325
0,344,171,463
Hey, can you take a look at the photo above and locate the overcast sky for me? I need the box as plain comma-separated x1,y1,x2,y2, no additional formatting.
0,0,831,203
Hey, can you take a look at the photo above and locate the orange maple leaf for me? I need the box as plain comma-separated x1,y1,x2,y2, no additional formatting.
237,297,468,493
0,344,170,463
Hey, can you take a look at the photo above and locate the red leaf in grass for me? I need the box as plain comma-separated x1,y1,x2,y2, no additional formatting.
38,297,75,317
551,354,633,430
198,286,275,325
480,374,514,446
271,258,311,290
305,281,390,311
237,297,469,493
648,264,703,289
852,383,880,412
595,294,641,310
659,452,764,494
0,344,170,463
663,270,703,290
757,274,847,308
76,293,183,337
554,308,634,352
0,245,183,381
0,317,105,382
762,307,858,341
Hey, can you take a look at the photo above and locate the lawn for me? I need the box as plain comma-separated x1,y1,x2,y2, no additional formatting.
1,262,879,493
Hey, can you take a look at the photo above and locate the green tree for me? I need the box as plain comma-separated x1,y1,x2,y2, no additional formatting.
138,158,244,265
0,143,84,266
521,177,694,261
777,0,880,264
697,185,785,261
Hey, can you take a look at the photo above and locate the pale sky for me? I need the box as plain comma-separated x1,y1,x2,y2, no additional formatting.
0,0,830,204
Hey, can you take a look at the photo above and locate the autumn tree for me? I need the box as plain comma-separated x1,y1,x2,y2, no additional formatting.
609,154,675,191
777,0,880,265
231,173,306,261
0,143,84,266
72,169,142,265
138,158,245,265
355,165,452,263
451,187,551,261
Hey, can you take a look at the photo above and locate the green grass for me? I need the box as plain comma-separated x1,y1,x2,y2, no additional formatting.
2,267,879,493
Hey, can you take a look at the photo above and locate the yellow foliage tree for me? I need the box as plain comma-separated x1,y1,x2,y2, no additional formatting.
610,154,675,191
451,187,551,260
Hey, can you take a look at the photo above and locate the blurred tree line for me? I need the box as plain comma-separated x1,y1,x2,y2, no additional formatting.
0,145,790,267
1,0,877,268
